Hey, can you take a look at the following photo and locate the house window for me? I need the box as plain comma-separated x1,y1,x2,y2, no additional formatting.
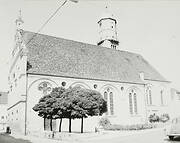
103,88,114,115
13,73,15,78
146,86,152,105
129,89,138,115
1,116,4,119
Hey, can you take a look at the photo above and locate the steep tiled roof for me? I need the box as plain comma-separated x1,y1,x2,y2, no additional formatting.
22,31,167,84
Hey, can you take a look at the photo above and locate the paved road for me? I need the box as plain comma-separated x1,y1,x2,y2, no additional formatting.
0,133,32,143
81,129,180,143
1,129,180,143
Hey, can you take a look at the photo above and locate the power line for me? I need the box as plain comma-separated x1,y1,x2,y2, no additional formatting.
25,0,68,46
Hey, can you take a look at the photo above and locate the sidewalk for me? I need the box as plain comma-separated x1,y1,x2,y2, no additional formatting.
10,127,164,143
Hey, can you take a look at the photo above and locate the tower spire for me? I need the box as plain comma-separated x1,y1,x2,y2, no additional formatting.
15,9,24,30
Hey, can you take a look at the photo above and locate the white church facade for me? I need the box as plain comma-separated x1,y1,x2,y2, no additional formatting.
7,10,172,134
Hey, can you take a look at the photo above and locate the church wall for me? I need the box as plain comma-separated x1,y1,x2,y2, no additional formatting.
26,74,147,134
0,104,8,131
7,102,25,133
7,43,27,134
144,80,171,119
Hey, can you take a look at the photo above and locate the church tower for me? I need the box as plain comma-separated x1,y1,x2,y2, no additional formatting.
97,7,119,50
15,10,24,30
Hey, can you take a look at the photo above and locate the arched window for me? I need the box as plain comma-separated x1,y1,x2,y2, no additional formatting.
109,92,114,115
104,91,108,115
103,88,114,115
160,90,164,105
146,86,152,105
129,89,138,115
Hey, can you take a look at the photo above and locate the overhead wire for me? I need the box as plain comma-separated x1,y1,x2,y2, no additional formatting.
25,0,68,46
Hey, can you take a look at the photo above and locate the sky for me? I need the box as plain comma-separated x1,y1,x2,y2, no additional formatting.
0,0,180,92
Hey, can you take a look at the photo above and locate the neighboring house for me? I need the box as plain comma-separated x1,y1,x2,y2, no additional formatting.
8,9,171,135
170,88,180,118
0,92,8,132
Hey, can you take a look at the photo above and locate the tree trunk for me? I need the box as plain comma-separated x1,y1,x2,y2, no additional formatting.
44,117,46,130
81,117,83,133
50,118,53,131
69,118,71,133
59,118,62,132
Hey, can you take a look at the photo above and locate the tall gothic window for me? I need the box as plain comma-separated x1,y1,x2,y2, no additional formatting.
103,88,114,115
160,90,164,105
129,89,138,115
146,86,152,105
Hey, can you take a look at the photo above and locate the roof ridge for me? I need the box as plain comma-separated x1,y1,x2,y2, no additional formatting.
23,30,141,56
23,30,167,82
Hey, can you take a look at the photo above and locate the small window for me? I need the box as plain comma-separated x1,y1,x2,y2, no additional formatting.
1,116,4,119
61,82,66,87
99,22,102,27
12,112,13,115
13,73,15,78
15,79,17,87
16,110,18,113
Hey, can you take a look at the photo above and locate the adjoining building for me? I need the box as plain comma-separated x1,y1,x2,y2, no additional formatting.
8,9,172,134
0,92,8,132
170,88,180,118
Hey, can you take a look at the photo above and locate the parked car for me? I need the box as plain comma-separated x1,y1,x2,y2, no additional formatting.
165,116,180,140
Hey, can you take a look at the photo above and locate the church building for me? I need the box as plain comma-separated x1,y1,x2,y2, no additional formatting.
7,9,171,134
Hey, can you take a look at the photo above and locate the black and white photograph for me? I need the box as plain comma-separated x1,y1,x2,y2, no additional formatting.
0,0,180,142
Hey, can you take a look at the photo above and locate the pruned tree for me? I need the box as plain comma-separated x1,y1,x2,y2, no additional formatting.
60,86,107,133
51,87,66,132
33,86,66,131
33,86,107,133
33,95,51,130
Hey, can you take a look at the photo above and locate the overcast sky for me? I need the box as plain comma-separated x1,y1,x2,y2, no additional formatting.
0,0,180,91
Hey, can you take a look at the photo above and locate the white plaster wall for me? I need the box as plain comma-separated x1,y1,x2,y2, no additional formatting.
144,80,171,118
8,54,27,108
7,102,25,133
169,92,180,119
99,19,117,41
26,74,146,133
26,78,58,134
8,45,27,134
